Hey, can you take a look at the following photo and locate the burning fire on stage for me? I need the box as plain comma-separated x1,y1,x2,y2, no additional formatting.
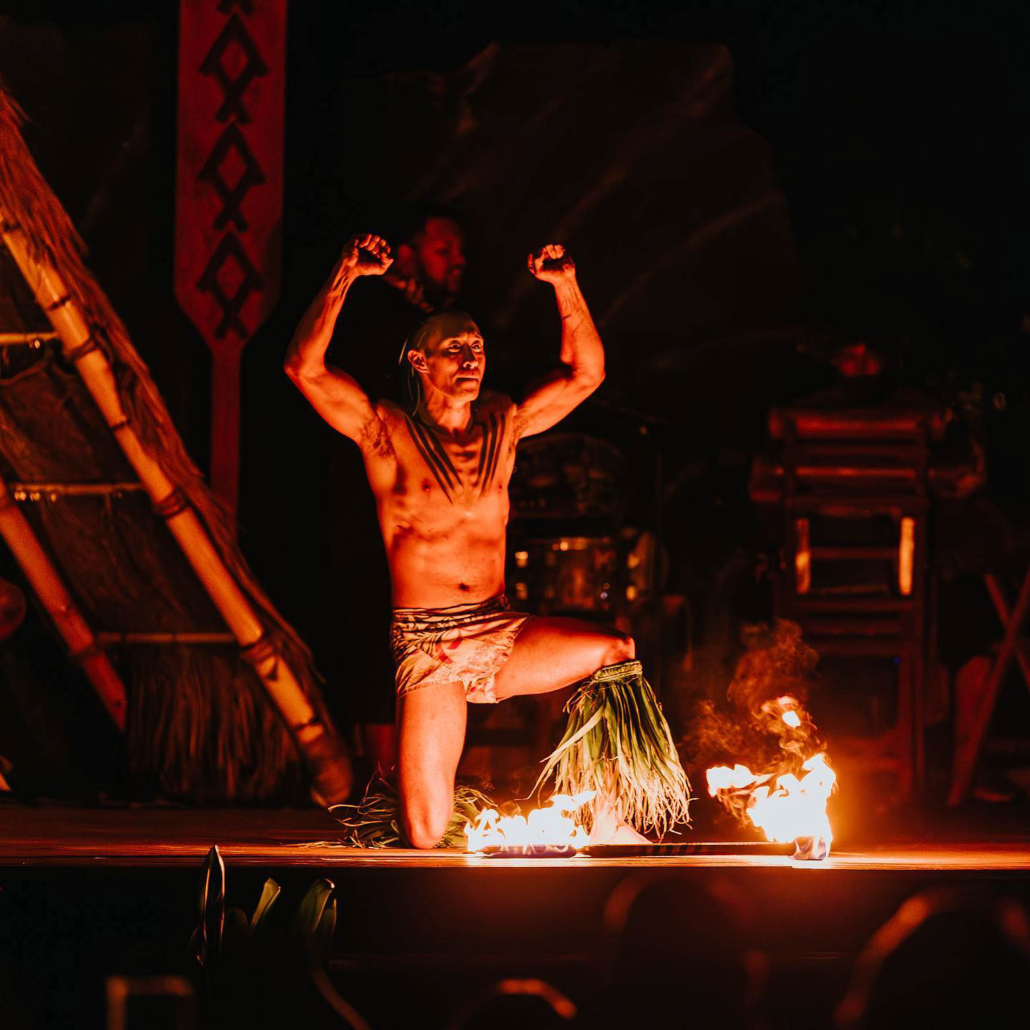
464,692,836,859
465,791,596,853
706,695,837,860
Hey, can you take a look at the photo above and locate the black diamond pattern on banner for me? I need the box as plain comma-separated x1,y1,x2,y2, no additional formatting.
198,12,268,124
197,122,267,231
196,231,264,338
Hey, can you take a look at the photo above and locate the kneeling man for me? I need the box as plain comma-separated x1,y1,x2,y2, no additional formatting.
286,233,688,847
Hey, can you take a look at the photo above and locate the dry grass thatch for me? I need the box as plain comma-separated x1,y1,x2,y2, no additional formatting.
0,78,330,800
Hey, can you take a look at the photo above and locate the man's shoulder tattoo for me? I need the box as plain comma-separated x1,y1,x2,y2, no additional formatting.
360,413,396,459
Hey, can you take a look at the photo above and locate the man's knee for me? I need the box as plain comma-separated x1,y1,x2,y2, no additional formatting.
601,631,635,666
402,796,452,850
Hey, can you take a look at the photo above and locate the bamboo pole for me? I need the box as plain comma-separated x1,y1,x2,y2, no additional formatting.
97,631,236,645
0,215,323,744
0,331,59,346
11,482,144,499
0,472,127,729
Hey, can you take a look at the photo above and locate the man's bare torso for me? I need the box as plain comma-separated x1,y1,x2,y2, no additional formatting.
286,237,602,612
361,393,518,609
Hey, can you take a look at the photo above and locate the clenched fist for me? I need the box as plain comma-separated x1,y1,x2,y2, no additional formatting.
528,243,576,283
339,233,393,277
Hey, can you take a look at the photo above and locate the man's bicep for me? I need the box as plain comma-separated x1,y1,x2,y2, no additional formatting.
515,371,592,438
288,366,378,444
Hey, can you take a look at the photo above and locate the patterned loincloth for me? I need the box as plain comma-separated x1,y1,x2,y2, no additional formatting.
390,594,533,703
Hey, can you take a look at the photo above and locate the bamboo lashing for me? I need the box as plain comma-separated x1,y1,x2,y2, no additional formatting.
0,214,323,745
0,471,127,728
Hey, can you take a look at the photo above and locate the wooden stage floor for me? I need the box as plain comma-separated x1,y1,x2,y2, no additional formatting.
2,802,1029,870
2,802,1028,1029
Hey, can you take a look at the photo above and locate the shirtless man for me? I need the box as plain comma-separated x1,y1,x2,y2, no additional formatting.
286,233,677,848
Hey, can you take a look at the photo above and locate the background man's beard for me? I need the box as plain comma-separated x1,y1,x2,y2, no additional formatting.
425,278,460,309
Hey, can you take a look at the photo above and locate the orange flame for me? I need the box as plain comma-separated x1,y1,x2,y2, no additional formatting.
706,697,836,858
465,791,595,852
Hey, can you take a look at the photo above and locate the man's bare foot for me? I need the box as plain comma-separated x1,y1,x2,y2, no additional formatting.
589,797,649,845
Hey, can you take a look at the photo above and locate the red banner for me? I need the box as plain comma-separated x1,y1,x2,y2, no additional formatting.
175,0,287,516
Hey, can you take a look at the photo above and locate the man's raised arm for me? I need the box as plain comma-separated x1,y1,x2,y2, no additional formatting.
284,233,392,445
514,244,605,439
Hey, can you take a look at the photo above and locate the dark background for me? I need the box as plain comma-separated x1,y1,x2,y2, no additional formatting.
1,0,1028,760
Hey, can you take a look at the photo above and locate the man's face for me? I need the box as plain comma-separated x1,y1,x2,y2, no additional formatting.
413,218,466,302
410,313,484,401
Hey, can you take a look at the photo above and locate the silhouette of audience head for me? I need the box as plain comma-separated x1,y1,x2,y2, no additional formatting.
446,977,576,1030
591,873,766,1029
837,887,1030,1029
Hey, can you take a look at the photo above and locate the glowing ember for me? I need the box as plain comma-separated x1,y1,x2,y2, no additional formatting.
706,753,836,858
465,791,595,852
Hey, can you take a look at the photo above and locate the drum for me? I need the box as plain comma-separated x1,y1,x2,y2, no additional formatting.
509,434,630,521
510,536,620,616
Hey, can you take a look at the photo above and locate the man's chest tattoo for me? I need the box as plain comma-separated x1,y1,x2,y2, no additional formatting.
476,413,505,494
402,412,506,503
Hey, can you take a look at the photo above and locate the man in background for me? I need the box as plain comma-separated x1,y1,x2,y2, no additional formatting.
329,207,466,399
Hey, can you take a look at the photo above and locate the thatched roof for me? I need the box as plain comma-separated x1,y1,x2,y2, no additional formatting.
0,78,330,801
